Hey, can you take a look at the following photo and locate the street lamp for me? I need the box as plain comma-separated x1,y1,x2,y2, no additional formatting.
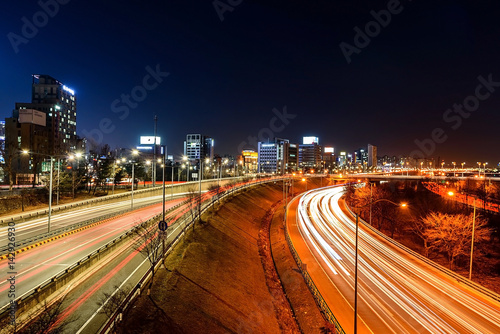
351,198,406,334
21,150,73,233
130,149,139,209
183,156,190,182
68,152,83,198
462,162,465,177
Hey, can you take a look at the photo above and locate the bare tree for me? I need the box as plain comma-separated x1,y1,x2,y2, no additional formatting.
0,140,19,191
422,212,491,269
12,296,72,334
409,217,435,258
133,221,165,296
97,284,129,318
185,186,199,228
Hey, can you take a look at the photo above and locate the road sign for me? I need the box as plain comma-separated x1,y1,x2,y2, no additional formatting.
158,220,168,231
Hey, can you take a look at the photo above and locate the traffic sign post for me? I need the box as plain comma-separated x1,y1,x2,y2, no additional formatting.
158,220,168,231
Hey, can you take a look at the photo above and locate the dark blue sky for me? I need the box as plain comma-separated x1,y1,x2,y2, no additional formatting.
2,0,500,164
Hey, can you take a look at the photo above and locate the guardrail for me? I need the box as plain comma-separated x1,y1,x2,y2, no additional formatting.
345,204,500,303
0,200,191,322
0,200,166,255
0,176,252,226
283,201,346,334
99,177,282,333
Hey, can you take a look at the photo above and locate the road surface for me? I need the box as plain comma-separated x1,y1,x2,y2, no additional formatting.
289,185,500,334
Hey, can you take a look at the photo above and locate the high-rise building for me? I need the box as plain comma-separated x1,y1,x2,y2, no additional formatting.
183,134,214,162
15,74,77,154
323,146,335,171
299,136,322,170
368,144,377,167
0,120,5,164
287,143,299,172
257,139,289,174
354,148,368,165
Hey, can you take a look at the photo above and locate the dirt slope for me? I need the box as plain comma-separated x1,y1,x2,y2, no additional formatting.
120,182,321,333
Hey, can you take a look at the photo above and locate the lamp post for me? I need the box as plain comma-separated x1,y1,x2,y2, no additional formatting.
351,198,406,334
22,150,72,233
183,156,189,182
130,149,138,209
171,163,174,199
462,162,465,177
162,146,166,221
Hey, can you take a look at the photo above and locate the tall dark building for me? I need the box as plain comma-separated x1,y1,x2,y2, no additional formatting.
15,74,77,155
368,144,377,167
183,134,214,162
299,136,322,170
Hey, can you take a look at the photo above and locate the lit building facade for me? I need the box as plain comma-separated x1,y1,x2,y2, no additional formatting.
15,74,77,154
184,134,214,162
242,149,258,173
299,136,322,170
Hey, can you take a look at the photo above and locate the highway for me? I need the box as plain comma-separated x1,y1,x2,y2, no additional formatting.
0,193,186,250
0,177,277,332
0,198,185,313
292,185,500,334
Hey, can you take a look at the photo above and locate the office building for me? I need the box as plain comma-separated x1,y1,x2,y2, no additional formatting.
257,138,289,174
368,144,377,167
323,146,335,171
184,134,214,162
299,136,322,170
287,143,299,172
15,74,77,154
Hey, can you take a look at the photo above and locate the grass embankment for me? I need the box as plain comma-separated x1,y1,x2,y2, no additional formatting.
119,179,334,333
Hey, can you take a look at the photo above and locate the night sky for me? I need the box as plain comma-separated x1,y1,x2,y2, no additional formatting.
2,0,500,164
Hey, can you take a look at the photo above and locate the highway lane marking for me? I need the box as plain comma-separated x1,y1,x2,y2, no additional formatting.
52,232,154,329
0,199,185,261
75,255,150,334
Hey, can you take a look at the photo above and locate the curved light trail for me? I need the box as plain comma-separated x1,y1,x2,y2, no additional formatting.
295,185,500,334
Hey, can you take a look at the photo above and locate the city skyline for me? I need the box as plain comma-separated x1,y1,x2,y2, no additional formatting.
2,1,500,162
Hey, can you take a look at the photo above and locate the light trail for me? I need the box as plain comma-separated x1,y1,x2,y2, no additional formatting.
295,185,500,334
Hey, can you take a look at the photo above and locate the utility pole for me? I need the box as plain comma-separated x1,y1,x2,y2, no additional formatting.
153,115,158,187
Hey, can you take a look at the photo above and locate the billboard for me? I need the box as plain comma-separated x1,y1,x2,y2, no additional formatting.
19,109,46,126
303,136,319,145
140,136,161,145
324,147,334,153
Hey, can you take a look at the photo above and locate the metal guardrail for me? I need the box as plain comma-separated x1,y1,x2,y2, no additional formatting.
0,199,189,319
345,204,500,303
0,177,279,330
0,177,248,225
284,214,346,334
0,198,171,254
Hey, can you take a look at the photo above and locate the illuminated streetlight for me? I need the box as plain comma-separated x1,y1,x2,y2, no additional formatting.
351,198,406,334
